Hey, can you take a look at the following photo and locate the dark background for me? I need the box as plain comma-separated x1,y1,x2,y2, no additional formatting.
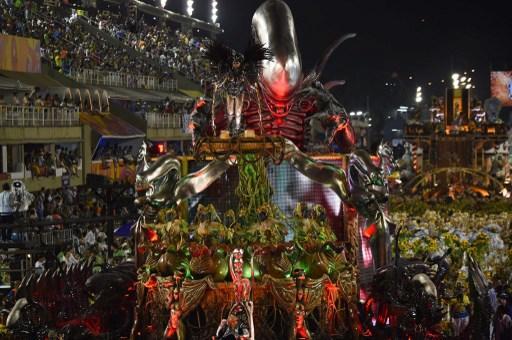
165,0,512,125
167,0,512,113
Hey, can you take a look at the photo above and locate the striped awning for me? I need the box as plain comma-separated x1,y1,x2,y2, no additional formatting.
80,112,145,138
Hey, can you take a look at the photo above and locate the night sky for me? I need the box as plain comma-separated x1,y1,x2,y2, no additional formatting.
167,0,512,117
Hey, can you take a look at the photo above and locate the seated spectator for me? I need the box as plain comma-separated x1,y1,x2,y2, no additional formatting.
12,93,19,106
50,209,63,229
62,96,74,108
84,225,96,248
44,94,52,107
35,96,44,107
22,93,30,106
64,246,79,268
28,208,38,221
52,94,61,107
34,256,46,275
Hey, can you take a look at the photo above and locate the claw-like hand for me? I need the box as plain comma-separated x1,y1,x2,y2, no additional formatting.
174,158,236,206
282,138,350,202
283,138,301,161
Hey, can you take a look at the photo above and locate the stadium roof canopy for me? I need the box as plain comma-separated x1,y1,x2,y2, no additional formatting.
0,75,33,92
0,71,63,88
106,0,223,35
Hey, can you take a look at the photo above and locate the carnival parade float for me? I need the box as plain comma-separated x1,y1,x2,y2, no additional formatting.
3,1,499,339
127,1,458,338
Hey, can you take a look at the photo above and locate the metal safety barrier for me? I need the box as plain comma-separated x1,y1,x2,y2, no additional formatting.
40,228,74,246
69,68,178,91
0,105,80,127
146,112,184,129
1,215,135,247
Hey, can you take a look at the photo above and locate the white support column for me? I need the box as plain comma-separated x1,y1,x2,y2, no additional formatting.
1,145,7,173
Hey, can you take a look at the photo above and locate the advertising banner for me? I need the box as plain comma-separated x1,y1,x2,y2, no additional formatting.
0,34,42,73
491,71,512,107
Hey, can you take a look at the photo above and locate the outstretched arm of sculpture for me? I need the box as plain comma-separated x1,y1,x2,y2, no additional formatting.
283,138,350,202
174,158,235,205
136,151,235,207
136,154,182,191
135,154,183,205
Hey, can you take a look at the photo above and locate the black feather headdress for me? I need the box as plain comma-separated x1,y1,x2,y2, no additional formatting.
203,40,273,82
203,40,233,75
243,41,273,71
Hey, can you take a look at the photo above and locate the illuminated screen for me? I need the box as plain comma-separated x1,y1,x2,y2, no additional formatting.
491,71,512,107
189,157,346,238
445,88,469,125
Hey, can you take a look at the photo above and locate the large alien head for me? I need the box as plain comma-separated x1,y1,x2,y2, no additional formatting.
252,0,303,101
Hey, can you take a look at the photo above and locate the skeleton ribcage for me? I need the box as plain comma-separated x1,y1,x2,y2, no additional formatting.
242,99,315,148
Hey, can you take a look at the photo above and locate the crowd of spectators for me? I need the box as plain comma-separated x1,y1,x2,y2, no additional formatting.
0,1,173,80
1,0,211,84
25,185,135,222
96,13,210,81
0,183,136,290
1,184,135,237
95,143,135,163
23,145,80,177
0,179,133,324
133,97,193,121
162,97,194,114
0,90,75,109
0,234,133,327
24,149,57,177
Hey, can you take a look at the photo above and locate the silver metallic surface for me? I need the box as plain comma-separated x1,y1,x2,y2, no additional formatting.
136,140,149,174
6,298,28,327
135,140,235,207
283,138,350,201
173,159,234,205
135,153,182,205
412,273,438,298
225,93,245,134
348,149,389,207
252,0,302,100
372,210,392,269
377,142,396,177
348,147,392,269
283,137,392,268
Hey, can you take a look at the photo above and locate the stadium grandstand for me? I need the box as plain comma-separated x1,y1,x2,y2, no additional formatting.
0,0,216,313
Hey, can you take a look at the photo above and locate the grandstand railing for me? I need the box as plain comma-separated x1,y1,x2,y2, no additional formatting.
0,105,80,127
0,215,136,248
146,112,185,129
69,68,178,91
0,215,136,280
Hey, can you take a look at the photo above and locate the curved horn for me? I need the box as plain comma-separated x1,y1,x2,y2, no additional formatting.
324,80,346,90
304,33,356,86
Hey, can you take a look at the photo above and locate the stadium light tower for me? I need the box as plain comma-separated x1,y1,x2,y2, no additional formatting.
415,86,423,103
186,0,194,16
452,73,460,89
211,0,218,24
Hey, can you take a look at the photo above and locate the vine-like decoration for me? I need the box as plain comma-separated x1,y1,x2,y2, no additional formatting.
235,155,273,222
